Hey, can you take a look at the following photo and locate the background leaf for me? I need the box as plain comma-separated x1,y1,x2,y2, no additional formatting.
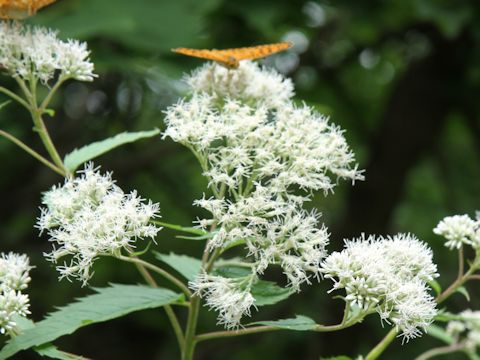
154,252,202,281
0,284,182,359
64,129,160,172
251,281,295,306
35,344,86,360
251,315,317,331
425,324,454,345
456,286,471,301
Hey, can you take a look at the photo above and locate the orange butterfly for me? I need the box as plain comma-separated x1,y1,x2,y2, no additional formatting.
0,0,56,19
172,42,293,69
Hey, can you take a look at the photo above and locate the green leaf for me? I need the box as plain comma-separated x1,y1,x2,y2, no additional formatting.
251,315,317,331
223,238,247,251
0,100,11,111
426,324,454,344
35,344,86,360
154,221,207,236
43,108,55,117
435,309,462,322
154,252,201,281
63,129,160,172
466,349,480,360
12,317,85,360
251,281,295,306
175,233,214,241
129,241,152,257
346,303,364,323
0,284,182,359
213,265,294,306
213,265,252,278
429,279,442,296
456,286,470,301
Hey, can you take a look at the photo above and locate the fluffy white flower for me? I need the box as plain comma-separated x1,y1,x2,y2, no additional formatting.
0,290,30,335
0,22,95,83
433,214,479,250
0,252,32,336
186,61,294,109
321,234,438,341
164,95,363,195
0,253,32,292
446,310,480,351
189,273,256,329
194,186,329,290
37,163,161,285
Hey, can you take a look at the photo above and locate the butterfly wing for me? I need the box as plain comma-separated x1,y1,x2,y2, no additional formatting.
0,0,57,19
172,48,236,66
217,42,292,61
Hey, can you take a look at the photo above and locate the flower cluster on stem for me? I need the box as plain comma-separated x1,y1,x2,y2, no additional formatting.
321,233,438,342
0,252,32,335
433,214,480,250
164,60,363,328
0,21,95,84
446,310,480,352
37,163,161,285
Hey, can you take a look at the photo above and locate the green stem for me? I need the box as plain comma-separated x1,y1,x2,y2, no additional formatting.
40,77,66,111
0,129,66,176
15,75,69,175
195,320,360,343
182,229,220,359
435,260,476,304
414,343,466,360
182,295,200,360
0,86,30,109
365,328,398,360
133,261,185,350
14,77,33,104
118,255,192,297
30,109,67,174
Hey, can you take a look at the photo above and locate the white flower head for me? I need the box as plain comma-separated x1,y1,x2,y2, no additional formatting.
186,61,294,109
433,214,480,250
0,253,32,292
189,272,256,329
37,163,161,285
321,233,438,341
445,310,480,351
0,252,32,336
164,95,363,195
0,22,96,84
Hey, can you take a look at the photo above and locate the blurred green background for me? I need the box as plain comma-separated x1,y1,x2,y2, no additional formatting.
1,0,479,358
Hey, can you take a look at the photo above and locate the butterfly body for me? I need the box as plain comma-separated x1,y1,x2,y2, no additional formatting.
0,0,56,19
172,42,292,69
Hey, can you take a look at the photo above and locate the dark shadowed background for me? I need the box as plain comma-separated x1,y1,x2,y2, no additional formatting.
1,0,479,359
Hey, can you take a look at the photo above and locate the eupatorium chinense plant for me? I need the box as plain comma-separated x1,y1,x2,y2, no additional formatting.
0,20,479,360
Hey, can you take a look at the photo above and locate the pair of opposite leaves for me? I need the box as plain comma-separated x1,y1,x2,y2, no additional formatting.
0,0,292,69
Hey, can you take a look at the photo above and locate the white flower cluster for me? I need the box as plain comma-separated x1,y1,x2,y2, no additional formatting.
37,164,161,285
0,252,32,335
185,61,294,109
194,187,329,291
321,234,438,341
433,214,480,250
164,60,362,328
0,22,95,84
447,310,480,351
189,273,256,329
